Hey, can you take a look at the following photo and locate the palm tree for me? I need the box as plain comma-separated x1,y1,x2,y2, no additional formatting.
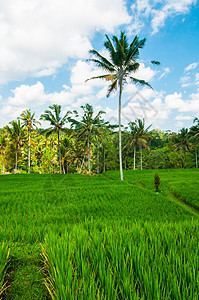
136,119,151,170
68,104,105,175
0,130,8,174
125,119,151,170
194,117,199,126
19,109,41,173
172,128,190,168
189,118,199,168
86,31,159,180
5,120,25,173
40,104,70,174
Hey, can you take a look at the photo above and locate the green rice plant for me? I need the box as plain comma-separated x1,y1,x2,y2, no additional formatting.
0,171,198,298
0,242,10,298
169,180,199,210
42,220,199,300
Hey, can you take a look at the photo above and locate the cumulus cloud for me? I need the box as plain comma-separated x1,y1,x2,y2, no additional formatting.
0,0,130,84
0,81,75,127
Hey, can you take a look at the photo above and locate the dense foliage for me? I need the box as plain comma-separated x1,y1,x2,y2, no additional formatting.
0,107,198,175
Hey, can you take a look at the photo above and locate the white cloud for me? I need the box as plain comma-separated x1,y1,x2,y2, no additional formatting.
0,81,76,127
185,62,198,72
165,92,184,109
175,115,192,120
132,63,156,82
0,0,130,84
160,67,170,79
195,73,199,84
164,90,199,114
128,0,197,35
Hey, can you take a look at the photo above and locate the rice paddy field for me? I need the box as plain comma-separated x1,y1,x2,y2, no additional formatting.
0,169,198,299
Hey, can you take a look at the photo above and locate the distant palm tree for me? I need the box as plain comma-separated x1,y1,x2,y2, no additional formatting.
0,130,7,174
194,117,199,127
68,104,105,175
5,120,25,173
189,118,199,168
19,109,41,173
137,119,152,170
125,119,151,170
40,104,70,174
86,31,159,180
172,128,190,168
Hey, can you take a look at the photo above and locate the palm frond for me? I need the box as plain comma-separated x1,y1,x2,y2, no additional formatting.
125,38,146,65
151,60,160,65
85,74,115,83
104,35,117,65
107,79,118,97
89,50,115,69
125,62,140,73
130,77,153,89
87,58,115,72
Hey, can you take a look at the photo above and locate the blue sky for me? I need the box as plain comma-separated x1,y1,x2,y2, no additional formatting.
0,0,198,131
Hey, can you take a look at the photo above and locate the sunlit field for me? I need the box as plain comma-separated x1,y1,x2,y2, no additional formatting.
0,169,198,299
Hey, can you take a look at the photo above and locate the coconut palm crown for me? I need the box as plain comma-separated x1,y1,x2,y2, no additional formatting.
86,31,159,180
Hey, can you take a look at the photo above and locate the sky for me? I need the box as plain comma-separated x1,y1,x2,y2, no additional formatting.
0,0,199,131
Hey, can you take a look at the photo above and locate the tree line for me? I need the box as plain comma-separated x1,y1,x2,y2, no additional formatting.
0,104,198,175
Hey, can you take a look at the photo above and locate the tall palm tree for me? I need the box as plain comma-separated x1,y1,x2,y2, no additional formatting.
40,104,70,174
86,31,159,180
68,104,105,175
19,109,41,173
5,120,25,173
172,128,190,168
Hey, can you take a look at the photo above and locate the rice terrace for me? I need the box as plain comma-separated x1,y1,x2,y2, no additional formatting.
1,1,199,299
0,169,198,299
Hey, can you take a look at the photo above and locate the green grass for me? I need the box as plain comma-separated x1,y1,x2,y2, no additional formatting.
0,242,9,298
168,180,199,210
0,169,198,299
43,220,199,300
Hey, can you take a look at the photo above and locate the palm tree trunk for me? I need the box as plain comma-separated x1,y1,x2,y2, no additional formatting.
63,163,65,174
183,150,186,168
79,152,86,174
140,145,143,170
58,131,62,174
196,148,198,168
119,83,124,180
28,131,30,174
76,158,79,173
97,144,99,174
103,147,106,172
2,154,5,174
134,145,136,170
66,162,68,174
87,134,91,175
15,145,18,174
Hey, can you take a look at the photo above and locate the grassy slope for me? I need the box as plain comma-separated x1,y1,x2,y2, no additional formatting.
0,170,198,299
